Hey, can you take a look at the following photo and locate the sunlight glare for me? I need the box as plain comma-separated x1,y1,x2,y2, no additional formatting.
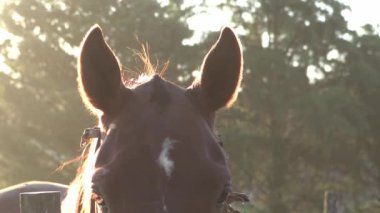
187,9,232,32
0,28,11,43
342,0,380,34
261,32,270,48
0,58,12,75
307,65,324,84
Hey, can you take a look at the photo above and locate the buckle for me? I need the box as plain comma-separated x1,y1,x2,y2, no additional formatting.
81,127,102,149
222,192,250,213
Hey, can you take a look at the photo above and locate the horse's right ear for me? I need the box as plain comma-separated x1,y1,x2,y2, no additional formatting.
188,27,243,112
78,25,124,114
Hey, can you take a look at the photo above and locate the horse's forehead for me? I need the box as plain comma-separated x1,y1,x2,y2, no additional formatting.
132,76,187,105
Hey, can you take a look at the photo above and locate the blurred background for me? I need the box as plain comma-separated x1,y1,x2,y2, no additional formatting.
0,0,379,212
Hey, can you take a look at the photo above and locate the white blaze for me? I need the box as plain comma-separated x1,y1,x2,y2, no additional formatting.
158,138,176,177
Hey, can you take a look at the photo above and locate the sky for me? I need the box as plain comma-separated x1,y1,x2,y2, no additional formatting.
185,0,380,33
1,0,379,41
343,0,380,34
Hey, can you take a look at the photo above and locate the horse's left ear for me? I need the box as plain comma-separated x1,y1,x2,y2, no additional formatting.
78,25,124,114
189,27,243,111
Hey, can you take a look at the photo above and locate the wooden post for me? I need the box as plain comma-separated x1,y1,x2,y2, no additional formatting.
323,191,344,213
20,191,61,213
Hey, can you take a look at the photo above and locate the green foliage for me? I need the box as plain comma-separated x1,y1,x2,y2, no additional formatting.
216,0,380,212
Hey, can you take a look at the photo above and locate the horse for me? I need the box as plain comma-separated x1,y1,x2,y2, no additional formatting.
1,24,245,213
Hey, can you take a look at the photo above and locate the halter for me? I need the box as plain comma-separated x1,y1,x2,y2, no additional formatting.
81,127,105,213
80,127,249,213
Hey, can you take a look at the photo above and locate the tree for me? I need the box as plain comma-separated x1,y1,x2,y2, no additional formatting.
216,0,378,212
339,26,380,212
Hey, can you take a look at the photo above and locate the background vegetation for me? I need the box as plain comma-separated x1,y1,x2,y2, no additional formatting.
0,0,379,212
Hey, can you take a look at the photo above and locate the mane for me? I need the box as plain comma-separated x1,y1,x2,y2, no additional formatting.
123,45,169,88
62,47,168,213
61,139,98,213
